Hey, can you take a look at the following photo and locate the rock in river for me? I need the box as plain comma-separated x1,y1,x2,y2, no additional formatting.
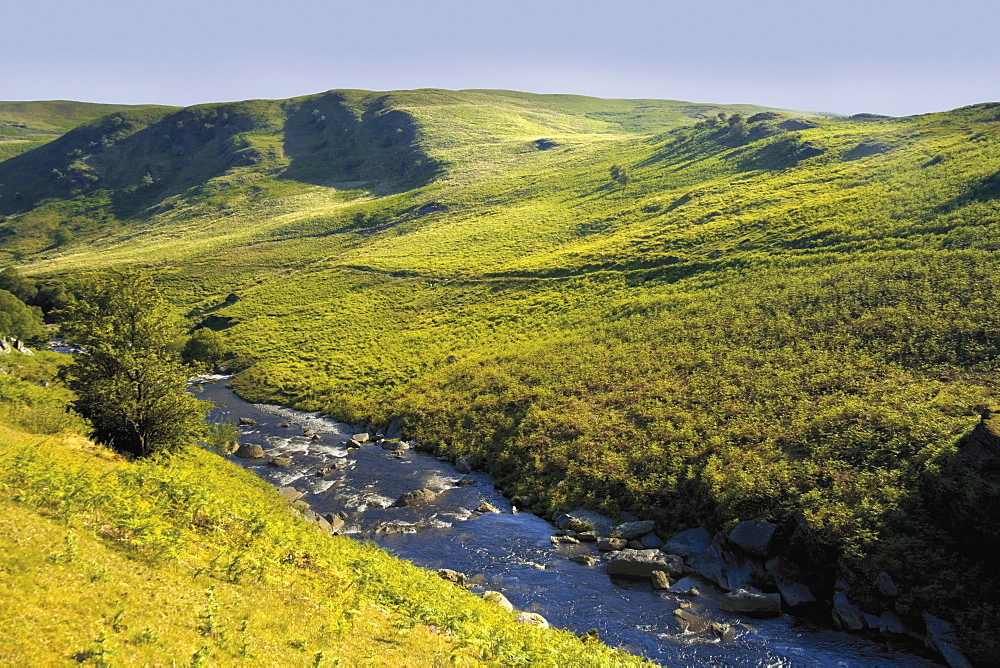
268,456,293,468
394,488,438,507
607,549,684,578
721,589,782,615
612,520,656,540
597,537,628,552
235,443,265,459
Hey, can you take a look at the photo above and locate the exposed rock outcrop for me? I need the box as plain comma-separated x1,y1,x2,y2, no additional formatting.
607,549,683,578
721,589,781,615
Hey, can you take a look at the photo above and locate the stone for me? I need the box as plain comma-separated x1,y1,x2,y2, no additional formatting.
36,380,49,387
277,422,290,428
553,514,594,532
352,432,370,443
323,513,346,533
315,515,332,532
13,339,32,355
923,613,972,668
381,440,410,451
612,520,656,540
831,591,865,631
607,549,684,578
455,476,476,486
876,571,899,598
597,537,628,552
577,531,598,542
688,533,754,591
650,570,671,590
437,569,466,585
727,520,778,556
663,527,712,558
346,439,362,449
571,555,596,567
302,428,315,437
0,339,9,354
386,417,403,439
551,535,579,544
475,501,501,514
393,488,438,507
711,622,738,643
311,434,321,442
673,608,710,633
721,589,782,615
515,612,549,628
765,557,817,607
238,417,260,427
483,591,514,612
628,540,645,550
639,532,663,549
268,456,293,468
235,443,265,459
876,611,907,635
454,456,472,474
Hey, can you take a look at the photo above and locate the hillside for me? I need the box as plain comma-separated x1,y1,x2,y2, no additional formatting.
0,100,171,164
1,89,1000,662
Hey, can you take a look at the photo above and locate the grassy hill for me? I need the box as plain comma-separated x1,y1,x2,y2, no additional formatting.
0,100,172,164
2,89,1000,662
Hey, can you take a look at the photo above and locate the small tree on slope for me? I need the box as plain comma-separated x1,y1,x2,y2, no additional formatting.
58,269,210,457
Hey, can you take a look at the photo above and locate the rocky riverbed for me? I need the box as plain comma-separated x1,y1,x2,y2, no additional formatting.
196,378,942,667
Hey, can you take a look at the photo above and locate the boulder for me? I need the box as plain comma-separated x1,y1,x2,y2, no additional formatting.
628,540,645,550
662,527,712,558
551,535,579,544
454,456,472,474
876,611,907,635
437,569,466,585
727,520,777,556
394,488,438,507
277,422,290,428
831,591,865,631
721,589,782,615
711,622,738,643
688,533,754,591
667,577,702,597
571,555,597,567
638,532,663,549
302,428,315,437
607,549,684,578
386,417,403,439
323,513,346,533
475,501,501,514
0,339,9,354
483,591,514,612
235,443,265,459
238,417,260,427
346,439,362,449
612,520,656,540
455,476,476,487
923,613,972,668
13,339,33,355
597,537,628,552
278,486,305,501
650,570,671,590
765,558,816,607
876,571,899,598
577,531,598,543
515,612,549,628
553,514,595,532
381,440,410,451
268,456,293,468
352,432,370,443
673,608,710,633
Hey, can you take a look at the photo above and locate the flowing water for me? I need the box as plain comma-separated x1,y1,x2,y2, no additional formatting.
196,378,936,667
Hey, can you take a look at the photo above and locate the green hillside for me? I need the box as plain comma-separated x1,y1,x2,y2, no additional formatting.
0,100,172,164
2,89,1000,662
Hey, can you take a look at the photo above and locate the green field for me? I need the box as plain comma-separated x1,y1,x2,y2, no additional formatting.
1,89,999,662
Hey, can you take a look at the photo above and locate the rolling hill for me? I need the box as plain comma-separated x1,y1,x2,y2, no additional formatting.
2,88,999,662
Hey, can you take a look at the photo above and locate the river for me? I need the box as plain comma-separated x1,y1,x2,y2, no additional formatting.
196,377,937,667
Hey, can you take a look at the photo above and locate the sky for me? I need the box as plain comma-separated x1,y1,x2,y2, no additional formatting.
5,0,1000,116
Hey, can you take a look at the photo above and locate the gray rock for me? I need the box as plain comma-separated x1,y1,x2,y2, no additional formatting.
515,612,549,628
323,513,346,533
302,428,315,437
597,537,628,552
612,520,656,540
663,527,712,558
235,443,265,459
437,568,466,585
650,570,671,590
352,432,370,443
607,549,683,578
278,486,304,501
277,422,290,428
673,608,710,633
728,520,777,556
553,513,594,532
13,339,32,355
268,456,293,468
394,488,438,507
238,417,260,427
483,591,514,612
386,417,403,439
689,533,755,591
475,501,500,514
832,591,865,631
876,611,907,635
628,539,645,550
455,476,476,486
454,456,472,474
667,576,702,596
923,613,972,668
381,440,410,451
765,557,817,607
315,515,332,532
346,439,362,448
577,531,598,542
711,622,738,643
571,555,596,566
721,589,782,615
876,571,899,597
639,532,663,549
0,339,9,354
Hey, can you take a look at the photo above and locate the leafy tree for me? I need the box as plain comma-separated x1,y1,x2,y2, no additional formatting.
58,269,210,458
609,164,631,187
182,328,227,370
0,267,37,302
0,289,46,344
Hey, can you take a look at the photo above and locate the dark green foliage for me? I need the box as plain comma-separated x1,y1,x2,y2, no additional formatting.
57,270,210,458
0,266,36,301
609,164,630,186
0,288,46,343
182,328,227,370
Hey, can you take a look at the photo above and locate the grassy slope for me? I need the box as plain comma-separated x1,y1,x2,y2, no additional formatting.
3,90,1000,660
0,354,642,666
0,100,171,163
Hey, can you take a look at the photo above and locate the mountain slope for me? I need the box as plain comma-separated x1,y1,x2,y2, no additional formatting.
2,89,1000,662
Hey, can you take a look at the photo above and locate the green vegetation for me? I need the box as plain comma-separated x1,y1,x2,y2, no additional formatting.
0,360,642,665
2,89,1000,660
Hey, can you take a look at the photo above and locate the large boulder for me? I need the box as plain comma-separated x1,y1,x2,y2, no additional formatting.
831,591,865,631
454,456,472,474
766,557,817,607
323,513,346,533
394,488,438,507
688,533,754,591
268,456,293,468
235,443,265,459
238,417,260,427
673,608,710,633
923,613,972,668
597,537,627,552
876,571,899,598
553,508,613,535
721,589,782,615
352,432,370,443
386,417,403,439
483,591,514,612
515,612,549,628
437,569,466,585
727,520,777,556
607,549,683,578
662,526,712,558
612,520,656,540
638,532,663,549
277,486,304,501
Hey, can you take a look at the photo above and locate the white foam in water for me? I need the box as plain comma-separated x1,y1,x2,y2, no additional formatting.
252,404,350,435
422,472,459,490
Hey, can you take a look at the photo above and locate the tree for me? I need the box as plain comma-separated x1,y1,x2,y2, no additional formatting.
182,328,227,370
0,289,46,344
609,164,631,187
58,269,210,458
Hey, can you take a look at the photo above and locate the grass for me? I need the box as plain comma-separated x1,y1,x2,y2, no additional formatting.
2,89,1000,661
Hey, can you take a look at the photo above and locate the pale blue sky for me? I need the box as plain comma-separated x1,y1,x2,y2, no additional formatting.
5,0,999,116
